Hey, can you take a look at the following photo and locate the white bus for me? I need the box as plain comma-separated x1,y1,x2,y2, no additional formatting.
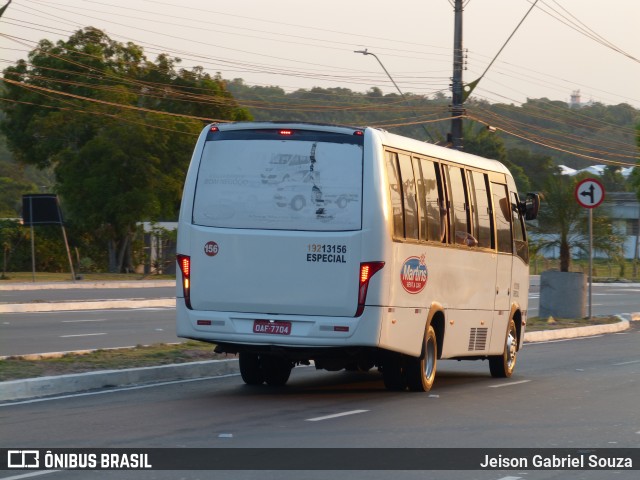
176,122,539,391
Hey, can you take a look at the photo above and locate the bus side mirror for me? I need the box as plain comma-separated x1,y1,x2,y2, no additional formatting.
519,192,540,221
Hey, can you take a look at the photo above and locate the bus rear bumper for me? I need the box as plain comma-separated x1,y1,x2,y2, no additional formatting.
176,300,384,350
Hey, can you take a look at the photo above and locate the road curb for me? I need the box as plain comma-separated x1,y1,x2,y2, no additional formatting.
523,317,631,342
0,298,176,313
0,359,239,402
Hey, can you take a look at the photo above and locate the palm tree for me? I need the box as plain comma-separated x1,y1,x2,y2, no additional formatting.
530,173,622,272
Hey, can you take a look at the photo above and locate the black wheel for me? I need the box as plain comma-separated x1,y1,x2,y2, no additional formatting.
290,195,305,211
261,355,293,386
382,352,406,391
406,324,437,392
489,318,518,378
239,352,264,385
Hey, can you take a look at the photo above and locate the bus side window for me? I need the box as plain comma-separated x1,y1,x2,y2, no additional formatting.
398,153,419,240
447,165,475,247
385,151,405,239
413,157,428,242
492,183,513,254
420,158,445,243
469,171,494,249
511,191,529,263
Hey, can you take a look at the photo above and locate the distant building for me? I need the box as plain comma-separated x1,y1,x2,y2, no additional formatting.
607,192,640,260
569,90,582,108
558,164,634,178
568,89,595,108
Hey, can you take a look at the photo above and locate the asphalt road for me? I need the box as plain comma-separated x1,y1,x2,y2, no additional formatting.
0,307,179,356
1,322,638,480
1,285,174,304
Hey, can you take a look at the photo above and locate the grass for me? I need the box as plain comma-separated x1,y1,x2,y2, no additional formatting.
0,341,232,382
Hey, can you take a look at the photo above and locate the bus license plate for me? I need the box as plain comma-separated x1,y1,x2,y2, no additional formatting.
253,320,291,335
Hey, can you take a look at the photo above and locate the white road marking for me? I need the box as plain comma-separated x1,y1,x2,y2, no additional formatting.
489,380,531,388
612,360,640,366
62,319,106,323
531,335,604,344
306,410,369,422
496,477,522,480
0,471,62,480
59,333,107,338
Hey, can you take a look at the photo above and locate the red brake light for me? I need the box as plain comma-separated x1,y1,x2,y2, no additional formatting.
210,126,219,132
177,255,190,278
176,254,192,309
279,129,293,136
356,262,384,317
354,130,364,136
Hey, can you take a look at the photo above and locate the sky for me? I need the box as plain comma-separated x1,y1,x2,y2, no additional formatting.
1,0,639,109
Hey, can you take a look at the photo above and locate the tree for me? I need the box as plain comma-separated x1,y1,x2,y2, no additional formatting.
463,124,531,193
600,165,629,193
530,173,622,272
1,28,252,272
506,148,559,192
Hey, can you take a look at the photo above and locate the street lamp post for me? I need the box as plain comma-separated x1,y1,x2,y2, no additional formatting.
354,49,434,143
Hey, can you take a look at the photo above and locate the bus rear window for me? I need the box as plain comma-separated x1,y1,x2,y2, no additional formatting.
192,136,363,231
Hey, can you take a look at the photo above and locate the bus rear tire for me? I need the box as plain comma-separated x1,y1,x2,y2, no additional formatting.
406,324,437,392
382,352,406,391
239,352,264,385
489,319,518,378
262,355,293,386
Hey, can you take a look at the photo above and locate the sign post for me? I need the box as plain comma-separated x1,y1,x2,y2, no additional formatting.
22,194,76,283
574,178,605,318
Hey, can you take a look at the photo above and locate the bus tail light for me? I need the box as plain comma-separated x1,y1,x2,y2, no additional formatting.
356,261,385,317
176,254,192,309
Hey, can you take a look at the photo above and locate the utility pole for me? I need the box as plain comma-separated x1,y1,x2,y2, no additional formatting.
450,0,465,150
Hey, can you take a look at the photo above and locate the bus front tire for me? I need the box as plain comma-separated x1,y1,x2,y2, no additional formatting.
489,318,518,378
406,324,437,392
239,352,264,385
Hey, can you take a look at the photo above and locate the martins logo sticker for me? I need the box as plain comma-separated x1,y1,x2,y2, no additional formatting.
400,255,428,294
